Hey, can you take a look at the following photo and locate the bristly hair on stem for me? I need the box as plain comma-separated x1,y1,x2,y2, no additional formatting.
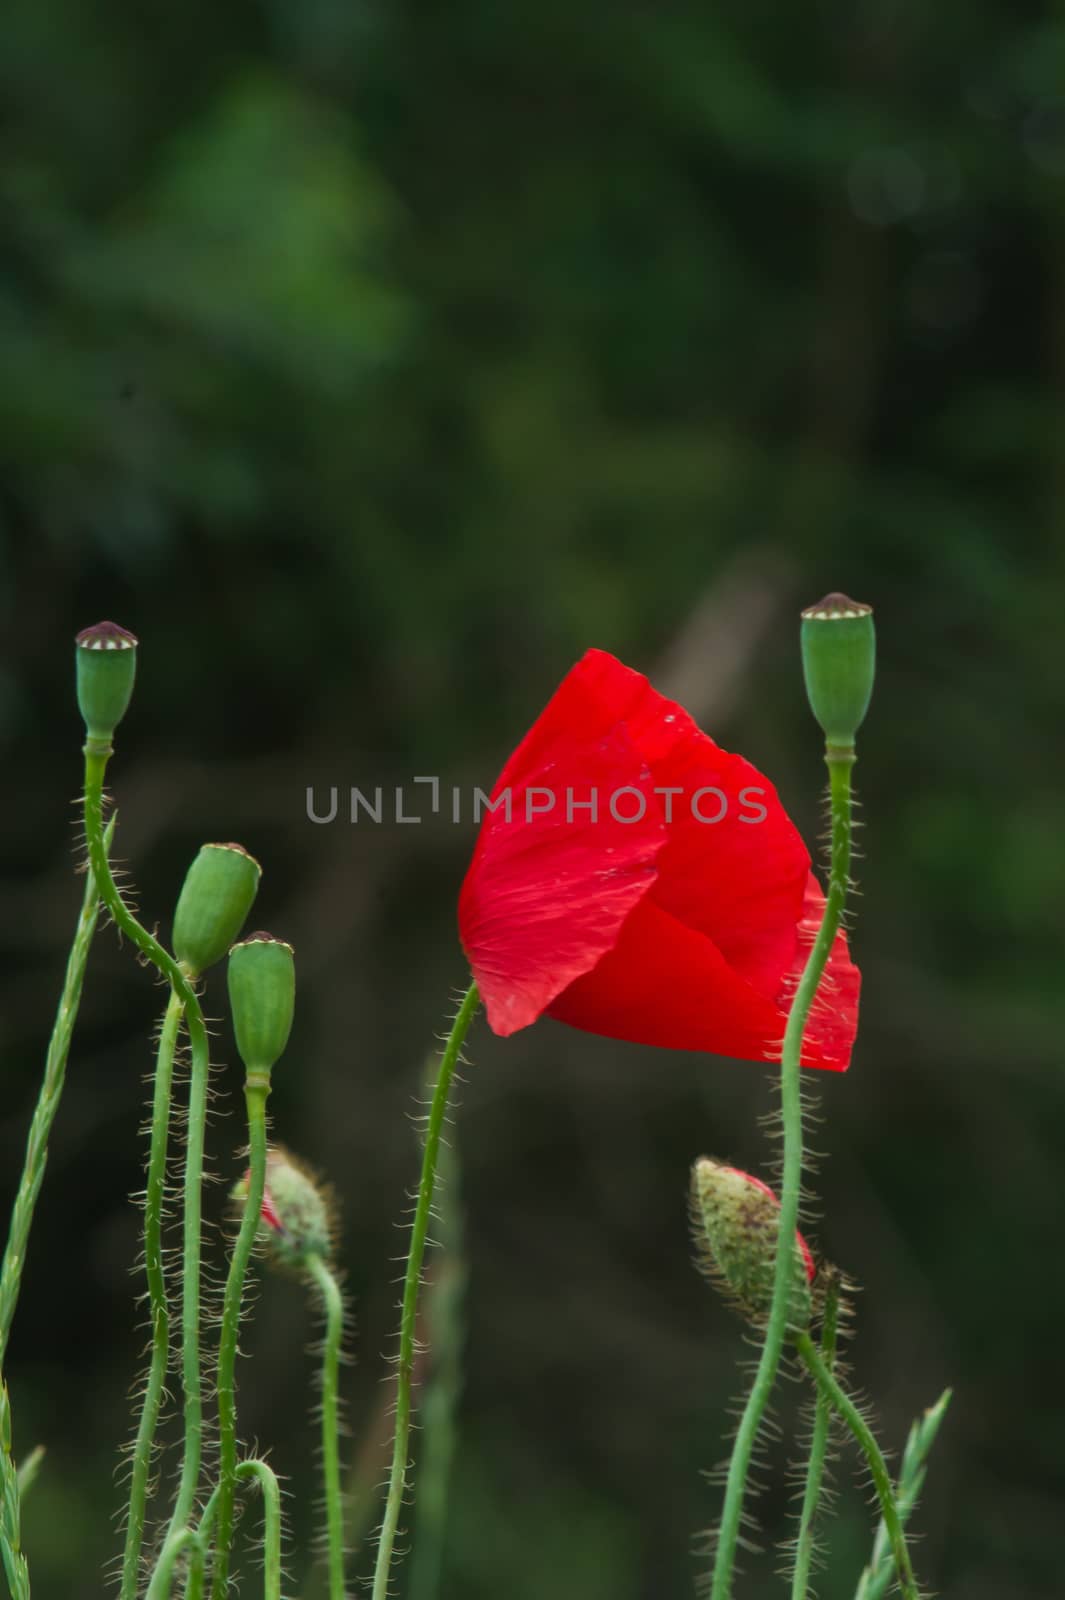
305,1252,348,1600
370,982,480,1600
407,1119,468,1600
80,749,215,1574
793,1332,921,1600
120,986,185,1600
853,1390,952,1600
0,817,115,1600
709,752,856,1600
788,1269,842,1600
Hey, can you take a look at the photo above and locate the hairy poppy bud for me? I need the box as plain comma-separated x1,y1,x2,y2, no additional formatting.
75,621,138,744
227,933,295,1077
800,593,875,751
233,1146,334,1270
691,1158,815,1332
172,843,261,977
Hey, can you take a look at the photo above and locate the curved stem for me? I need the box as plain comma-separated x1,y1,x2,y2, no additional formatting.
82,749,213,1546
795,1334,918,1600
791,1274,840,1600
711,754,854,1600
307,1253,346,1600
121,988,184,1600
210,1079,271,1599
183,1485,221,1600
146,1529,205,1600
371,982,480,1600
188,1459,281,1600
237,1459,282,1600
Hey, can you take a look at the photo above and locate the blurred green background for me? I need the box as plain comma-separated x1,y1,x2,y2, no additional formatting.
2,2,1064,1596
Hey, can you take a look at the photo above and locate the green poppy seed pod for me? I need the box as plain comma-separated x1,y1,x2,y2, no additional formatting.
75,621,138,744
800,593,876,751
172,843,262,977
227,932,295,1076
690,1158,814,1333
233,1146,334,1271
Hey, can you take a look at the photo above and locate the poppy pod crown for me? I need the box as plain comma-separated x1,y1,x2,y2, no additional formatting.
458,649,859,1070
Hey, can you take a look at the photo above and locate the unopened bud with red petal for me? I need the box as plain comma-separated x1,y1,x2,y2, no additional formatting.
172,843,261,977
227,933,295,1077
75,621,138,744
691,1158,815,1332
800,592,875,752
232,1145,334,1270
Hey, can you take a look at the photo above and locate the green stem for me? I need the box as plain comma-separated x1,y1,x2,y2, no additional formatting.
791,1274,840,1600
307,1253,346,1600
370,982,480,1600
407,1130,466,1600
183,1487,221,1600
795,1334,918,1600
0,820,112,1363
854,1390,951,1600
146,1529,205,1600
711,753,854,1600
187,1459,281,1600
210,1078,271,1600
0,823,113,1600
235,1461,282,1600
121,988,184,1600
81,748,213,1546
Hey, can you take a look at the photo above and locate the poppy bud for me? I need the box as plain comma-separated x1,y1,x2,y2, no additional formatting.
227,933,295,1077
691,1158,814,1332
233,1146,333,1270
172,843,262,977
800,593,875,751
75,621,138,744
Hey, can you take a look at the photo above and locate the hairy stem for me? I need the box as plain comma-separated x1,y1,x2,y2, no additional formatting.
82,748,214,1549
307,1253,346,1600
210,1078,271,1599
146,1529,205,1600
370,982,480,1600
407,1131,466,1600
854,1390,951,1600
795,1334,918,1600
187,1460,281,1600
711,754,853,1600
0,820,112,1363
121,988,184,1600
791,1274,840,1600
0,824,113,1600
235,1460,282,1600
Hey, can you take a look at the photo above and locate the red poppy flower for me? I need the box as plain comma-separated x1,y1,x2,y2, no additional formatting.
458,649,859,1070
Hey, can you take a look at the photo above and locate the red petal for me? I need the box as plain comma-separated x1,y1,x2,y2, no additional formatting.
459,649,860,1071
570,651,810,999
259,1184,284,1234
548,890,857,1071
459,719,666,1036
